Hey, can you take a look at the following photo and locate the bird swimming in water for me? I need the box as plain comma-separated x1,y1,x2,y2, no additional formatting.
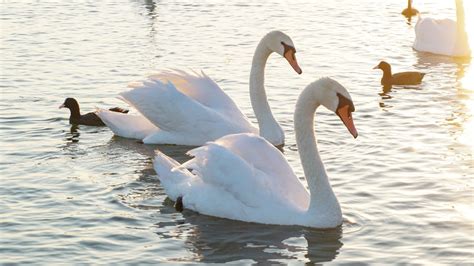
402,0,419,18
59,98,128,126
373,61,425,87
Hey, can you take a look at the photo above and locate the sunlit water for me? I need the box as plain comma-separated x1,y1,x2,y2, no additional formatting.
1,0,473,264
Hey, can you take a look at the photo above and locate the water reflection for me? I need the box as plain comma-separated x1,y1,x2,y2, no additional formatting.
133,0,160,57
378,85,423,110
105,136,193,161
454,63,473,150
156,211,343,264
414,51,471,70
378,86,393,110
404,14,415,26
460,58,474,89
66,124,80,143
142,0,157,17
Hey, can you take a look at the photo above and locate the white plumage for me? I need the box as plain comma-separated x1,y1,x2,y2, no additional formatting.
153,78,358,228
98,31,302,146
413,0,471,57
100,71,256,146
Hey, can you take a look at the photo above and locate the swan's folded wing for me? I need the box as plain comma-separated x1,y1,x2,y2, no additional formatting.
185,134,309,209
183,143,282,209
154,148,267,222
121,79,253,145
121,79,222,132
148,70,253,123
96,109,158,140
213,133,310,208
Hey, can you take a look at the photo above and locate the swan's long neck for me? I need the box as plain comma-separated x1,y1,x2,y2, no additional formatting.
249,39,284,145
294,82,341,217
454,0,471,56
456,0,465,29
407,0,412,10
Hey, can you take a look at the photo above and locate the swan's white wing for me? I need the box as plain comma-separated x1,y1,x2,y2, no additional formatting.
96,109,158,140
154,150,265,222
148,70,251,122
121,79,255,145
211,133,310,208
154,134,309,224
153,133,309,221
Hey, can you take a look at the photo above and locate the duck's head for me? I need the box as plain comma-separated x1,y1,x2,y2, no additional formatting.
59,98,80,112
263,31,302,74
373,61,391,72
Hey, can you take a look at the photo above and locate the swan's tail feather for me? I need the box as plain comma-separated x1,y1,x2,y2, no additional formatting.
154,150,194,201
96,109,157,140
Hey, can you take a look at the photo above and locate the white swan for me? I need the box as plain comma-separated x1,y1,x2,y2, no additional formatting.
153,77,358,228
97,31,302,146
413,0,471,57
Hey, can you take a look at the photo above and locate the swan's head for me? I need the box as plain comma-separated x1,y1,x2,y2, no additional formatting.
310,78,358,138
263,31,302,74
373,61,391,72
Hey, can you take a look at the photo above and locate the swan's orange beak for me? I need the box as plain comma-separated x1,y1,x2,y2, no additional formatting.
284,50,302,75
336,105,358,138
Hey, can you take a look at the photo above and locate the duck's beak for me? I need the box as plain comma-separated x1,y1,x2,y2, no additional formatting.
59,103,65,109
284,50,302,75
336,105,358,138
372,65,380,69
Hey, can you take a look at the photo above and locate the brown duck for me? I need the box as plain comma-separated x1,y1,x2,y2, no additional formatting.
402,0,419,17
373,61,425,86
59,98,128,126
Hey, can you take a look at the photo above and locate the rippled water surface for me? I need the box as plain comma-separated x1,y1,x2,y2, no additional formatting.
1,0,473,264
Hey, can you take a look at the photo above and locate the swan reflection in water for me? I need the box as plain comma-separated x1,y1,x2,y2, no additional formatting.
453,58,473,150
154,208,343,264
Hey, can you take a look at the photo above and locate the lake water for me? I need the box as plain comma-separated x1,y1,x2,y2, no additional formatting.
1,0,473,264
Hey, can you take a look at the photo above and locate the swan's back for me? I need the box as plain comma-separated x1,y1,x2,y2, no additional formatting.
414,17,458,56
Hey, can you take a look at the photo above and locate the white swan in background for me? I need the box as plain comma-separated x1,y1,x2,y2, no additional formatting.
413,0,471,57
153,77,358,228
97,31,302,146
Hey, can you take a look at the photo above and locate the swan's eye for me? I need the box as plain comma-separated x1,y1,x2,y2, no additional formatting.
336,93,355,113
281,41,296,56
